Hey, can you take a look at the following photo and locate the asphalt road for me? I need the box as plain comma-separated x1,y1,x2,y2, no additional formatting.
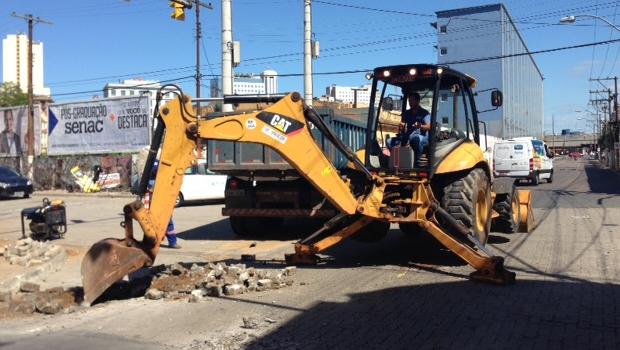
1,157,619,349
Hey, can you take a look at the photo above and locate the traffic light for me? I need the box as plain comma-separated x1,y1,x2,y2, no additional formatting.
170,1,186,21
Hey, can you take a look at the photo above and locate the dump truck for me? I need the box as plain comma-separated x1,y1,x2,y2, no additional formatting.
81,64,534,305
208,108,367,236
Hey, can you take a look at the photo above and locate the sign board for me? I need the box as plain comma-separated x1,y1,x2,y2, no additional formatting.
48,97,150,155
0,105,42,157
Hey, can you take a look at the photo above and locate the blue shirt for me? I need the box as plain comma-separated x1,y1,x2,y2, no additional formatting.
402,106,430,137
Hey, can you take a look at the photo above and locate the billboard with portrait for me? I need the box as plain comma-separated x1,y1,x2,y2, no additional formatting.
0,105,42,157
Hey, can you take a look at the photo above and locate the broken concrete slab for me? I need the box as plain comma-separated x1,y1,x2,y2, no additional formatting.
20,281,40,293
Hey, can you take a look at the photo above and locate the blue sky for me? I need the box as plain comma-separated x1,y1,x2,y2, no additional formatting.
1,0,620,134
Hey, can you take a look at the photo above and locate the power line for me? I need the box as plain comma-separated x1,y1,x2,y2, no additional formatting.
599,0,620,77
44,1,620,89
52,75,196,97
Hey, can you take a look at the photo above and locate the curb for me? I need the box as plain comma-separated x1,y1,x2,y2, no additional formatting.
0,247,67,301
35,190,134,199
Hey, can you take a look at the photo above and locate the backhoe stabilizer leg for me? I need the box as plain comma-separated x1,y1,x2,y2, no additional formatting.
469,256,515,285
421,220,516,285
285,216,373,265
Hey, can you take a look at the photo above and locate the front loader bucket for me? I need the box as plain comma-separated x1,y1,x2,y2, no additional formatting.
517,190,534,233
81,238,152,306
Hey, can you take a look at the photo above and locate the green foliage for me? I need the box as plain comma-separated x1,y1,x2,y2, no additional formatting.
0,82,28,107
598,125,616,150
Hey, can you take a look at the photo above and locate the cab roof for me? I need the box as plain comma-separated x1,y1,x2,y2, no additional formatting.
373,64,477,89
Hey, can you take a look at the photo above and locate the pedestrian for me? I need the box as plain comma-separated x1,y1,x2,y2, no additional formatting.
166,218,181,249
149,160,181,249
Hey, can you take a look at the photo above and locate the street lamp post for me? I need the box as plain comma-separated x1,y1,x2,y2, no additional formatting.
561,14,620,167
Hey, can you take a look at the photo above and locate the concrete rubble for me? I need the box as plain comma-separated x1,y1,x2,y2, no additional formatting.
7,284,81,315
2,261,296,315
146,262,296,302
0,238,63,267
0,238,67,304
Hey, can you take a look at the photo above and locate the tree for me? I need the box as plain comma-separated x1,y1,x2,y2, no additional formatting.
0,82,28,107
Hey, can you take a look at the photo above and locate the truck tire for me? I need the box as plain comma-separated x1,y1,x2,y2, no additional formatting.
352,220,390,242
546,170,553,183
531,173,539,186
491,186,520,233
399,223,424,236
440,168,491,245
230,216,284,237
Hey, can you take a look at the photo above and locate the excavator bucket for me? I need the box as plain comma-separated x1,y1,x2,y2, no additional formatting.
517,190,534,233
81,238,152,306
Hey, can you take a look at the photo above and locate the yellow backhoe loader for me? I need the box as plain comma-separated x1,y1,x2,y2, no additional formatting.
81,64,533,305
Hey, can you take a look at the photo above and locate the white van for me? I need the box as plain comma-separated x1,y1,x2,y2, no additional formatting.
493,138,553,185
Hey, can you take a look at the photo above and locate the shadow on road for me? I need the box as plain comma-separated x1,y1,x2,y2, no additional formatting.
584,162,620,195
176,218,324,241
242,279,619,349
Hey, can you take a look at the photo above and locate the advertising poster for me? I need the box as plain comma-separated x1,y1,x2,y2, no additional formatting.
48,97,150,155
0,105,42,157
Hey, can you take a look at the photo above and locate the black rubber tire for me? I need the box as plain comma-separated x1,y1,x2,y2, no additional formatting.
399,223,424,236
175,192,184,207
491,186,520,234
440,168,491,245
229,216,284,237
352,220,390,242
546,171,553,183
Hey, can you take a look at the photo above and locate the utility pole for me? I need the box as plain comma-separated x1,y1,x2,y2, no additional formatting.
221,0,233,112
590,77,619,169
193,1,213,113
195,2,201,110
304,0,313,106
551,113,555,152
11,13,51,181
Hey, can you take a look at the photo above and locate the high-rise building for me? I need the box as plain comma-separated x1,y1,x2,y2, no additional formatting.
2,34,51,96
210,70,279,97
436,4,544,139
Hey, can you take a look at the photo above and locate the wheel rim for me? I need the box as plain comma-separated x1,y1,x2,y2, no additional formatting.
475,188,490,234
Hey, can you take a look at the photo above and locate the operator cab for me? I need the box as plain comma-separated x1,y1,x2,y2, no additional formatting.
365,64,485,178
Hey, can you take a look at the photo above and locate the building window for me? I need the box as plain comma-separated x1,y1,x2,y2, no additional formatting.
441,93,448,102
129,90,135,96
440,47,448,55
111,90,116,97
121,90,126,96
439,25,447,34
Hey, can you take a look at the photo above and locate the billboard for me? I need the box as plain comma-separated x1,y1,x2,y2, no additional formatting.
48,97,150,155
0,105,42,157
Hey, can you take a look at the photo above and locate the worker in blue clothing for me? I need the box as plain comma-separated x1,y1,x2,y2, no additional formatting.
387,92,431,167
149,161,181,249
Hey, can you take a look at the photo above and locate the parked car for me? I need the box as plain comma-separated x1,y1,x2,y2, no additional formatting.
493,137,553,185
176,162,227,207
569,152,584,159
0,166,33,199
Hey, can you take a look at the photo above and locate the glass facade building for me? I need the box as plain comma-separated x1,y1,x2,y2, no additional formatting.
436,4,544,139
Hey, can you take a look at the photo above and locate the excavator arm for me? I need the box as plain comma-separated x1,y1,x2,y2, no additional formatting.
81,92,515,305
